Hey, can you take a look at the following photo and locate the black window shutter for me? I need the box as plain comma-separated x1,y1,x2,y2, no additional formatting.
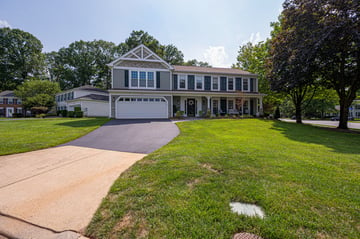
173,74,178,90
236,77,242,91
188,75,195,90
250,78,254,92
220,77,227,91
124,70,129,87
156,72,161,88
204,76,211,90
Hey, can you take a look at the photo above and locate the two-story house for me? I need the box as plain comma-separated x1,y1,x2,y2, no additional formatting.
0,91,23,117
107,44,264,119
56,85,109,117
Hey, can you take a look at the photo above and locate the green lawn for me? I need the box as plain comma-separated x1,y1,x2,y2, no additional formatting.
87,119,360,239
0,117,110,155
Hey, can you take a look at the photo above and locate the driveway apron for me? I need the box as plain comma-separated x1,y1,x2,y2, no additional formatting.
0,119,179,236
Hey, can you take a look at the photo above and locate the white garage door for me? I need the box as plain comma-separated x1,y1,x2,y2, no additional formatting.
116,96,168,119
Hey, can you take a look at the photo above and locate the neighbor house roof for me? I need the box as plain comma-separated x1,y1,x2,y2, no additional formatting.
72,94,109,102
173,65,256,76
0,90,16,97
72,85,108,93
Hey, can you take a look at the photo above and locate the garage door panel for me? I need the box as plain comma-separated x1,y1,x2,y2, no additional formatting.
116,97,168,119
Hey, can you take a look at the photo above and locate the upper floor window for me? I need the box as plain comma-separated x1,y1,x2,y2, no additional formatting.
179,74,187,89
8,98,13,104
196,75,203,90
228,78,234,91
130,70,156,89
17,99,21,104
243,79,249,91
0,98,3,104
212,77,219,90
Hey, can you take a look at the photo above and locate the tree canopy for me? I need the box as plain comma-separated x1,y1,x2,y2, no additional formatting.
14,79,60,111
0,27,45,91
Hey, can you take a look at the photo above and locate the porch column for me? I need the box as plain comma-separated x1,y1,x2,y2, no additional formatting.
206,96,211,113
259,96,263,115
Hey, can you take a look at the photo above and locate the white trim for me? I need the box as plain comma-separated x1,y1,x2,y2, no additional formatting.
113,66,170,72
107,44,173,70
109,93,112,118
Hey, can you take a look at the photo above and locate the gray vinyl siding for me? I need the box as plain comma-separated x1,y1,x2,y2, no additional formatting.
159,72,171,90
113,69,125,88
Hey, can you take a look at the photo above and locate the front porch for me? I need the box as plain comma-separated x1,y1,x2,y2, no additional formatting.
173,95,263,117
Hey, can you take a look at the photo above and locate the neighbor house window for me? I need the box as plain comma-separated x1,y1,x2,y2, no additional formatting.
228,100,234,109
196,75,203,90
0,98,3,104
8,98,13,104
243,79,249,91
130,70,156,89
212,77,219,90
179,74,186,89
228,78,234,91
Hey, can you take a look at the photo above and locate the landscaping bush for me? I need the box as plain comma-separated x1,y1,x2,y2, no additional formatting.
67,111,75,117
35,113,46,118
74,111,83,118
31,106,48,116
60,110,68,117
175,111,184,118
74,106,81,112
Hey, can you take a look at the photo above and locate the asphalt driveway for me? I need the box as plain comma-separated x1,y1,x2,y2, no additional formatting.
0,119,179,238
64,119,180,154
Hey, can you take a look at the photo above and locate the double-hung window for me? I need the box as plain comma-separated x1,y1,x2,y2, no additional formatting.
0,98,3,104
212,77,219,91
179,74,187,89
228,78,234,91
130,70,156,89
195,75,203,90
243,79,249,91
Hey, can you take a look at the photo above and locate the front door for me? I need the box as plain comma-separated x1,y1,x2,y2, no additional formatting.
6,107,14,117
187,98,196,117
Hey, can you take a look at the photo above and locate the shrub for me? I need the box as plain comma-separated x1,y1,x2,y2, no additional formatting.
31,106,48,116
60,110,68,117
12,113,23,118
74,111,83,118
175,111,184,118
74,106,81,112
68,111,75,117
35,113,46,118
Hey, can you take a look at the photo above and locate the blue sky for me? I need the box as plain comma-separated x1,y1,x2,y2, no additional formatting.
0,0,284,67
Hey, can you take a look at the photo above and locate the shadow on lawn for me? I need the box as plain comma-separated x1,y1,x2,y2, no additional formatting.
55,118,109,128
271,120,360,154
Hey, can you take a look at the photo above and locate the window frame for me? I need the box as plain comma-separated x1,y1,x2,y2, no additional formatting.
242,78,249,92
178,74,187,90
227,77,235,91
211,76,220,91
129,69,156,89
195,75,204,90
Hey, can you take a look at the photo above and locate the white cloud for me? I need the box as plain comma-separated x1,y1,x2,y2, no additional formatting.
0,20,11,28
249,32,261,44
203,46,229,67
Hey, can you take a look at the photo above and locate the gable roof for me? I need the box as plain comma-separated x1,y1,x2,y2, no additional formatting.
0,90,16,97
107,44,173,70
173,65,256,76
72,94,109,102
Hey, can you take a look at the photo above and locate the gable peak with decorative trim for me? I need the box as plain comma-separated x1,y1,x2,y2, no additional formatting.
107,44,173,70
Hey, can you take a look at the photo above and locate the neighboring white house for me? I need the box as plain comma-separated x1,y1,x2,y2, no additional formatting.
349,99,360,118
56,44,265,119
55,85,109,117
107,44,265,119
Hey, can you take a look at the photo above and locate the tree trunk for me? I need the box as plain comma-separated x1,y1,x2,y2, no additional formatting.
338,99,349,129
295,102,302,124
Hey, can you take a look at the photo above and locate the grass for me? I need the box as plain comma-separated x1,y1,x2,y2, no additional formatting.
86,119,360,239
0,117,110,155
